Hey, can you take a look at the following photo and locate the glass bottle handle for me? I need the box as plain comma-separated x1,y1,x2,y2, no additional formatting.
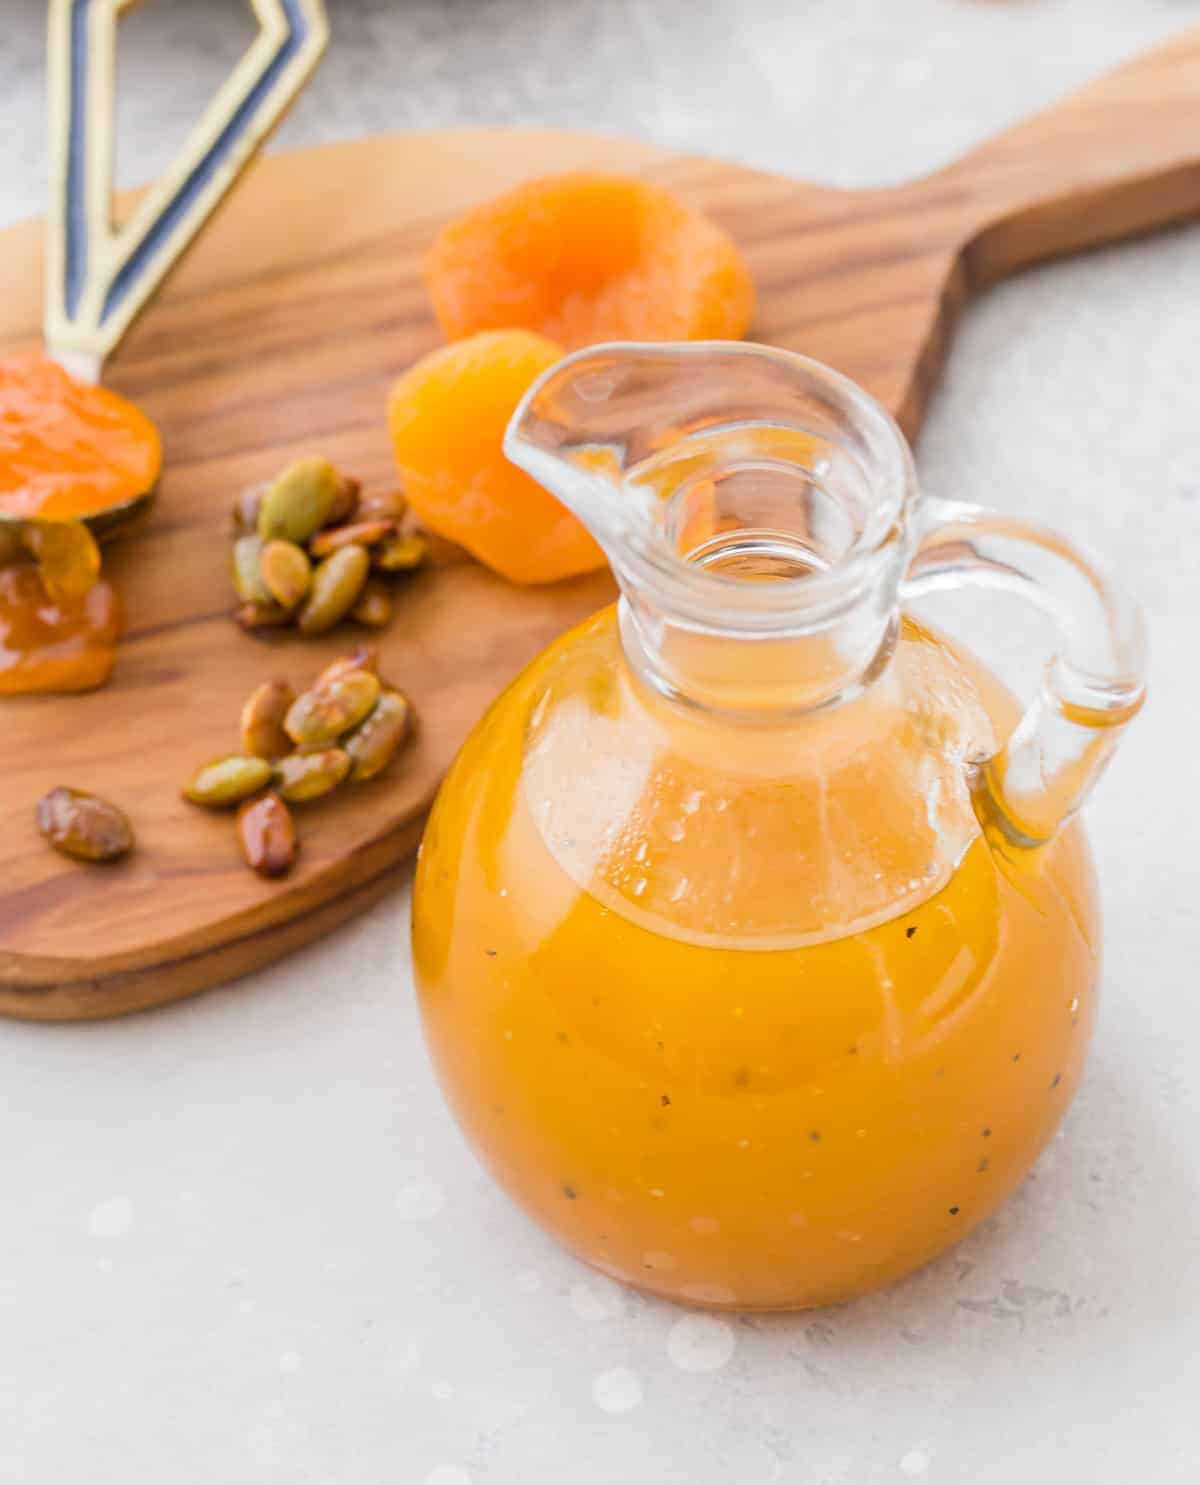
903,495,1147,847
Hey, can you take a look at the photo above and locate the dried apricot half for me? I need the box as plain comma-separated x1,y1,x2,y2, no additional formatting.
426,172,754,348
0,355,161,522
387,330,604,586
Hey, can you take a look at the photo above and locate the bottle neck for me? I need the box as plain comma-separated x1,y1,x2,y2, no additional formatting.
616,563,903,722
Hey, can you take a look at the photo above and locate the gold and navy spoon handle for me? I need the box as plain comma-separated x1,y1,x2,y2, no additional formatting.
44,0,329,382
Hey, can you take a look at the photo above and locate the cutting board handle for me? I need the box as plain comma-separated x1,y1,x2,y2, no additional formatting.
942,24,1200,285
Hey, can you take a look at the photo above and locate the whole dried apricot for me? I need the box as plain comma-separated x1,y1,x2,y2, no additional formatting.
387,331,604,585
426,172,754,348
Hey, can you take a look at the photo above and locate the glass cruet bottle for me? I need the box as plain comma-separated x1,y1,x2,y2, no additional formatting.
412,342,1145,1311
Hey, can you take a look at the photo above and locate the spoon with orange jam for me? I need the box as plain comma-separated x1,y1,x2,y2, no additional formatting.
0,354,160,694
2,2,332,697
7,0,329,695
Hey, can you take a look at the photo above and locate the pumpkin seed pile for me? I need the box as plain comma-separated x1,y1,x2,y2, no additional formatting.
182,647,414,880
231,458,429,636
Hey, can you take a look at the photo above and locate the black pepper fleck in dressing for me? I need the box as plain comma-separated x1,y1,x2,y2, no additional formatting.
905,925,917,939
562,1184,577,1200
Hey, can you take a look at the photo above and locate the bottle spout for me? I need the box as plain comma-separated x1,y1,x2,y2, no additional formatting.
504,344,664,555
507,341,920,717
506,340,917,573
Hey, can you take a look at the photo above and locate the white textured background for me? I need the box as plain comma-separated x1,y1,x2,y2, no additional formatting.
2,2,1199,1482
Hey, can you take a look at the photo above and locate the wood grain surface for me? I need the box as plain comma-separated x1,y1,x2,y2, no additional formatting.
1,26,1198,1019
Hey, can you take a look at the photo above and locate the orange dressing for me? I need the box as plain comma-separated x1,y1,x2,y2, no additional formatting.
414,609,1099,1310
0,355,156,693
0,355,160,521
0,563,122,694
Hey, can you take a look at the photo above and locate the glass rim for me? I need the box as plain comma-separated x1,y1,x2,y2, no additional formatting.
508,339,919,636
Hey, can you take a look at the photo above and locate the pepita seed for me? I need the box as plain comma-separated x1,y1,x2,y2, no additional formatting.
351,579,393,628
309,520,395,559
259,539,312,610
345,690,413,781
258,457,340,544
326,473,361,526
317,646,379,686
373,530,430,573
297,544,370,636
234,600,292,630
36,786,134,863
232,534,272,605
356,488,407,524
183,755,275,808
237,793,298,878
232,483,267,532
274,748,350,803
240,679,296,760
285,669,381,746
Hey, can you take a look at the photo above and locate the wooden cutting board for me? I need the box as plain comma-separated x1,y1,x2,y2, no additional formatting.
2,27,1199,1021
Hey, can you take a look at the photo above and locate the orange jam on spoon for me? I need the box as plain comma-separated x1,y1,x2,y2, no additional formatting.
0,355,157,693
0,355,160,522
